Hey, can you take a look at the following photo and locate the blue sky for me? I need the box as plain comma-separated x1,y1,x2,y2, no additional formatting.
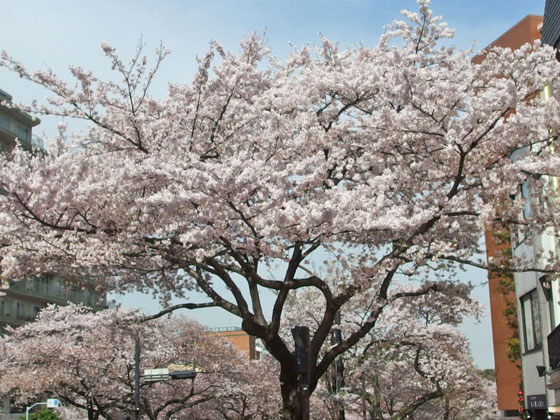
1,0,548,368
3,0,546,109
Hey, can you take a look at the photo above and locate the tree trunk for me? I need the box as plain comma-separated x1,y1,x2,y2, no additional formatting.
280,376,307,420
280,326,311,419
86,398,95,420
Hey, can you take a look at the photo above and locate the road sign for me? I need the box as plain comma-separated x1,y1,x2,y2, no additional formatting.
144,368,170,382
170,369,196,380
46,399,59,408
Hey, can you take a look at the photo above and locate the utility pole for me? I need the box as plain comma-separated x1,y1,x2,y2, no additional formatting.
292,326,310,420
134,337,140,420
333,310,345,420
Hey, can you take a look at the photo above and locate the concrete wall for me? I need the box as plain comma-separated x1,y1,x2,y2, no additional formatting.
514,233,557,411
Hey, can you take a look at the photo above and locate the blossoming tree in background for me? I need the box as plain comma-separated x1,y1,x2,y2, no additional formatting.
0,305,280,420
1,0,560,417
285,280,497,419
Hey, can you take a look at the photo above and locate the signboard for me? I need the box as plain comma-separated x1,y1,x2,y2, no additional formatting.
170,369,196,380
144,368,170,382
46,399,60,408
527,394,547,410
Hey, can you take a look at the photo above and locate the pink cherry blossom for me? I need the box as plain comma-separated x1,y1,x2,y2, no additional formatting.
0,304,280,420
0,1,558,417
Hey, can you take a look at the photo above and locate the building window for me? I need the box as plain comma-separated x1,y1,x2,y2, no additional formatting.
16,302,24,319
0,114,9,131
38,275,50,295
17,126,29,142
54,279,65,299
25,278,34,292
521,180,532,219
521,289,542,352
0,298,4,316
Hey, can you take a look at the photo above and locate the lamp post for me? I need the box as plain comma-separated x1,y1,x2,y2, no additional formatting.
333,310,345,420
134,337,140,420
25,399,59,420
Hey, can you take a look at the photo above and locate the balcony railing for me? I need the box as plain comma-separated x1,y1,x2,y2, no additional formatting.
10,281,65,300
208,326,242,333
548,323,560,370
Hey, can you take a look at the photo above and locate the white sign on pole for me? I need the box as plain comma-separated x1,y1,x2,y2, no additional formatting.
144,368,170,382
46,399,59,408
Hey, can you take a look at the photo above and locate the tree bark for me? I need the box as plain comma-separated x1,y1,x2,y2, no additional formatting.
281,381,303,419
280,363,309,420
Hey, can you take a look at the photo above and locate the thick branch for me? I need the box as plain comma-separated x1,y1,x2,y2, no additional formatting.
141,301,217,321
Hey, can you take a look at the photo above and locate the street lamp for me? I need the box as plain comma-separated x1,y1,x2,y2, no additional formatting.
25,399,60,420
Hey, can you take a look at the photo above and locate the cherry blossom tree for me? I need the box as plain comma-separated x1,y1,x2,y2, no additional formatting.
1,0,560,417
417,378,497,420
0,305,139,419
352,305,495,420
341,288,493,420
200,354,282,419
284,280,496,419
0,305,277,420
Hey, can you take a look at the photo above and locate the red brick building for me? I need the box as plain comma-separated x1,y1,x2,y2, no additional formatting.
210,327,259,360
474,15,544,417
